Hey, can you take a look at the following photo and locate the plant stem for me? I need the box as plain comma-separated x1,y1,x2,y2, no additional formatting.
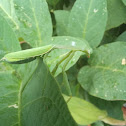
62,51,75,96
62,70,72,96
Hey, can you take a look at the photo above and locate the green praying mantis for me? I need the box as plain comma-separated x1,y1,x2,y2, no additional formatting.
0,40,92,96
1,44,54,64
1,43,92,64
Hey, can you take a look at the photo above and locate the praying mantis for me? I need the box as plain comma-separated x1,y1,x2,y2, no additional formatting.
0,38,92,96
1,43,92,64
1,44,54,64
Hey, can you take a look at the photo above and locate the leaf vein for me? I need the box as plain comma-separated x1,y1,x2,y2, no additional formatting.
83,0,93,38
29,0,42,45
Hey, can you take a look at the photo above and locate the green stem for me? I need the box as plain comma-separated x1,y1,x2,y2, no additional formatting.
62,70,72,96
62,51,75,96
102,116,126,125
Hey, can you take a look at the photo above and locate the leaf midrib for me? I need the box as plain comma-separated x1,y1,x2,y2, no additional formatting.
29,0,42,45
83,0,93,38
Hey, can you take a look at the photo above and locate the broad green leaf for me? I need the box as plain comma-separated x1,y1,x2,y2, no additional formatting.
0,63,20,126
46,36,92,77
106,0,126,30
78,42,126,100
0,13,20,59
67,0,107,48
13,0,52,47
88,94,124,120
63,95,107,125
116,31,126,42
21,59,77,126
0,59,77,126
122,0,126,6
54,10,70,36
0,0,52,47
0,0,19,30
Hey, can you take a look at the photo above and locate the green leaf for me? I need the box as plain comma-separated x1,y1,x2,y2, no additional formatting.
106,0,126,30
0,63,20,126
122,0,126,6
63,95,107,125
0,0,52,47
0,0,20,30
46,36,92,77
0,13,20,59
0,59,77,126
88,94,124,120
78,42,126,100
54,10,70,36
67,0,107,48
116,31,126,42
21,59,77,126
13,0,52,46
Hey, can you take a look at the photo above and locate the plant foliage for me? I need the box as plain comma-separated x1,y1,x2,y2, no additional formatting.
0,0,126,126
